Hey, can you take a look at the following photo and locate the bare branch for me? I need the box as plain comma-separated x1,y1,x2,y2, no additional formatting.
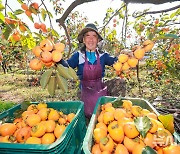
168,22,180,26
60,23,72,58
123,0,180,5
133,4,180,18
40,0,53,29
4,0,14,16
123,4,128,47
56,0,98,23
4,0,7,16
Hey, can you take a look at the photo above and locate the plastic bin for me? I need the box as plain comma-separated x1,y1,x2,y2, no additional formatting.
0,101,86,154
82,96,180,154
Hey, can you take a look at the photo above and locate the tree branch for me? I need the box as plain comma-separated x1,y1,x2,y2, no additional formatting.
133,4,180,18
123,0,180,4
123,4,128,47
56,0,98,23
4,0,14,16
55,0,99,57
60,22,72,58
99,4,126,32
41,0,53,29
168,22,180,26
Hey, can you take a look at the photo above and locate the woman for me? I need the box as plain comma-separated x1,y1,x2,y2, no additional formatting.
62,23,117,118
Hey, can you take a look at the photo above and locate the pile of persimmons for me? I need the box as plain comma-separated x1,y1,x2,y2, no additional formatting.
113,40,154,74
0,103,75,144
29,38,65,71
91,100,180,154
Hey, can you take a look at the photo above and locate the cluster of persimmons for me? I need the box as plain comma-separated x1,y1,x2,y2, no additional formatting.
3,2,47,42
29,39,65,71
4,17,27,42
0,103,75,144
113,40,154,75
91,100,180,154
33,22,48,33
21,2,48,33
21,2,39,17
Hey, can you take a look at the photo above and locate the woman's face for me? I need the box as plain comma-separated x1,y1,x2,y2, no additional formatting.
83,31,99,51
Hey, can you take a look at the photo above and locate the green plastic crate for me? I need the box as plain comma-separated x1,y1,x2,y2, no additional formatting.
82,96,180,154
0,101,86,154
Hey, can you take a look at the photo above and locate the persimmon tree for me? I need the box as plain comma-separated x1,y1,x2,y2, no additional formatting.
130,6,180,99
96,1,179,100
0,0,87,74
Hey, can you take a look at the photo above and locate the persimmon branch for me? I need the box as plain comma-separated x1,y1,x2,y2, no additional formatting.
3,0,15,31
167,22,180,26
164,39,174,52
100,4,126,31
4,0,14,16
123,0,180,4
38,0,44,8
40,0,53,29
4,0,7,16
56,0,98,24
133,4,180,18
123,4,128,47
60,22,72,58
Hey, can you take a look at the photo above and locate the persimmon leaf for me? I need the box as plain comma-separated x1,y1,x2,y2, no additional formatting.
112,96,123,108
41,8,46,21
142,146,157,154
21,100,31,111
27,15,34,22
158,114,174,134
0,3,5,11
29,5,39,15
0,12,5,22
17,0,23,4
134,116,151,138
14,9,24,15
